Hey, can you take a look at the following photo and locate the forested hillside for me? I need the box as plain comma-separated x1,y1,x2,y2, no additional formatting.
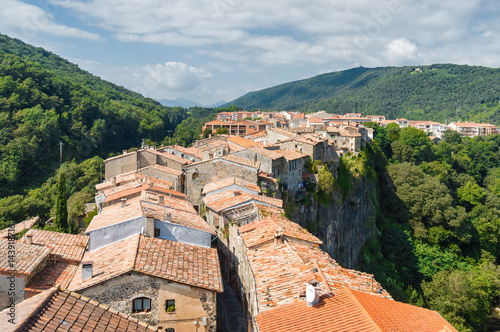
230,64,500,125
0,34,187,197
0,34,193,229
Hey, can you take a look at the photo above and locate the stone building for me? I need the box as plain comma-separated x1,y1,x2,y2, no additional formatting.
184,155,260,211
104,148,193,180
274,135,333,163
159,145,202,163
68,234,222,332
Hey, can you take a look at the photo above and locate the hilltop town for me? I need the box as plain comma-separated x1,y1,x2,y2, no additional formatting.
2,109,496,332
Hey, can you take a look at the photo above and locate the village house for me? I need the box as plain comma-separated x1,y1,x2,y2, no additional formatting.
184,155,260,211
0,224,89,309
227,136,265,152
326,127,362,153
217,111,261,122
191,135,230,160
158,145,202,163
0,286,161,332
202,120,267,137
104,147,192,180
68,233,222,331
274,134,333,163
449,122,499,137
366,115,386,122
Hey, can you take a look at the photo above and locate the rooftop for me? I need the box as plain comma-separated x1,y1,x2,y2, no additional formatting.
239,216,389,313
205,192,283,213
0,216,39,238
273,149,308,161
221,154,260,169
248,146,283,160
0,238,51,278
68,234,222,293
20,229,88,265
228,136,265,149
0,287,160,332
202,177,261,195
163,144,203,159
24,262,78,298
255,288,457,332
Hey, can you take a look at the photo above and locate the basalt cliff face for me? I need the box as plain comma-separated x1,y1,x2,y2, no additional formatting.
287,178,378,269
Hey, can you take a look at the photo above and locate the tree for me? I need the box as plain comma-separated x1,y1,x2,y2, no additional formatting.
457,181,486,210
54,172,68,232
215,126,229,135
318,166,334,195
386,122,401,143
202,127,212,139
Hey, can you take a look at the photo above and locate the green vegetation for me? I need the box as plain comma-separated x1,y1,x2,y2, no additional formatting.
54,172,68,232
231,64,500,125
358,129,500,331
0,34,188,199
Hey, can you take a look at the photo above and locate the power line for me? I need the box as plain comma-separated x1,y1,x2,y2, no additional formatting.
0,143,61,194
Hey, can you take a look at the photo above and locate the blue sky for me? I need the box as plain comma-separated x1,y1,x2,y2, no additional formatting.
1,0,500,105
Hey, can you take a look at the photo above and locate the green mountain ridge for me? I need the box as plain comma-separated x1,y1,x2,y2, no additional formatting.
0,33,187,196
230,64,500,125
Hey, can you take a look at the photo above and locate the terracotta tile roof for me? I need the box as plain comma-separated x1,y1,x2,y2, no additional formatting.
248,146,283,160
248,130,267,138
202,177,261,195
239,216,389,313
308,117,324,123
95,171,137,190
86,197,144,232
221,154,260,168
141,201,215,234
273,149,308,160
255,288,457,332
205,192,283,212
0,238,51,278
69,234,222,293
164,145,203,159
255,291,380,332
0,287,159,332
135,235,223,292
205,119,231,125
24,262,78,298
20,229,88,265
268,127,296,138
240,216,321,248
155,149,193,165
228,136,265,148
351,289,457,331
138,164,184,177
0,216,39,238
68,234,139,291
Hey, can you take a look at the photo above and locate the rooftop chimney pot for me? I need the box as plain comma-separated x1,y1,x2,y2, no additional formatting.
122,150,127,155
82,261,93,281
159,196,165,205
121,198,127,208
26,234,33,245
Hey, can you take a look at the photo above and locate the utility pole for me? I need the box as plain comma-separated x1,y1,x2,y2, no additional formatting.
59,141,64,166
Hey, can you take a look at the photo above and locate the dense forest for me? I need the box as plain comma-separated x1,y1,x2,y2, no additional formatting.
230,64,500,125
0,34,192,228
345,125,500,331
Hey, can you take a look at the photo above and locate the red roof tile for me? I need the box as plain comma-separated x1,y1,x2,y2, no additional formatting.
202,177,261,195
0,238,51,278
256,288,457,332
0,287,159,332
221,154,260,168
24,262,78,297
20,229,88,265
69,234,222,292
0,217,39,238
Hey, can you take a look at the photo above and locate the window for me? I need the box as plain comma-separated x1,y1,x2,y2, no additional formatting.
154,228,160,237
192,172,199,180
165,299,176,313
133,297,151,313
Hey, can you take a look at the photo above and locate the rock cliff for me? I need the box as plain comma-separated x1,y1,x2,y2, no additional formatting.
286,178,378,269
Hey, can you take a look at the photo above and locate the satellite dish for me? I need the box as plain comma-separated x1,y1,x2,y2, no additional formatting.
306,284,319,306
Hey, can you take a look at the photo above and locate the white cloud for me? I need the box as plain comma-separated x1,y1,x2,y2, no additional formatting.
139,62,212,92
0,0,102,41
385,38,417,60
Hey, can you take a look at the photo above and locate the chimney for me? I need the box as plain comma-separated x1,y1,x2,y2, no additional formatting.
145,217,155,238
159,195,165,205
370,276,374,292
122,150,127,155
82,261,93,281
274,230,283,245
121,198,127,208
165,213,172,222
26,233,33,245
112,177,116,187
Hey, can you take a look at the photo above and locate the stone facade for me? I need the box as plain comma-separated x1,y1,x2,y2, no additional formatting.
185,158,259,210
79,272,217,332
